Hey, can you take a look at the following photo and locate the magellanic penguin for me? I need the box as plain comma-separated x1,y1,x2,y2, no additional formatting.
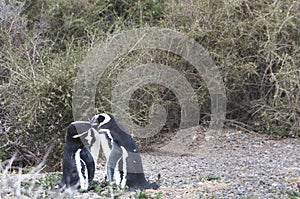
90,113,159,190
56,121,95,191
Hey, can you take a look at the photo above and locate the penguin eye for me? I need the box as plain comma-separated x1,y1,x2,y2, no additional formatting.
98,115,105,123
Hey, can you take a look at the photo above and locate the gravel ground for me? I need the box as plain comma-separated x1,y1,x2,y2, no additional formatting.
1,128,300,198
136,129,300,198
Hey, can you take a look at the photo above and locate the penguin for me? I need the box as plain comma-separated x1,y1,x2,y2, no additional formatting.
90,113,159,190
56,121,95,191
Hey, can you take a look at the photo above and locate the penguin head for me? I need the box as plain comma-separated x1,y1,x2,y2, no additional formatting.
66,121,93,143
90,113,129,132
90,113,112,129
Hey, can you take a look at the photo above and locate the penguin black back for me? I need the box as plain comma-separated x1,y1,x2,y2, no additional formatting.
92,113,159,190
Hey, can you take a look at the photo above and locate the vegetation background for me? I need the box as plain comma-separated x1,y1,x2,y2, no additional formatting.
0,0,299,171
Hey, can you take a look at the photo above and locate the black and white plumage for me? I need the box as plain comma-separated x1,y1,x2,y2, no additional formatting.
90,113,159,190
57,121,95,191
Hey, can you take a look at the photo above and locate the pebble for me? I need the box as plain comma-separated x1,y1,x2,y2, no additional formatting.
138,132,300,198
4,130,296,198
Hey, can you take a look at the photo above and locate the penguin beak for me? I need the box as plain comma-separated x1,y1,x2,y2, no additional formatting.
89,118,100,128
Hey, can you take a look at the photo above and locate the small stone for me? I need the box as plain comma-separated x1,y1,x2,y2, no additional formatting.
258,180,265,185
271,182,282,188
237,188,245,195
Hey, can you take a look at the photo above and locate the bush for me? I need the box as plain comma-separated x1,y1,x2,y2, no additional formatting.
0,0,167,170
0,0,299,172
164,0,300,137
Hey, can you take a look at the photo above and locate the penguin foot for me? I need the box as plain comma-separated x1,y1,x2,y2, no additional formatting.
54,181,96,193
53,182,67,193
141,181,160,190
148,182,160,190
127,181,160,191
87,184,96,191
